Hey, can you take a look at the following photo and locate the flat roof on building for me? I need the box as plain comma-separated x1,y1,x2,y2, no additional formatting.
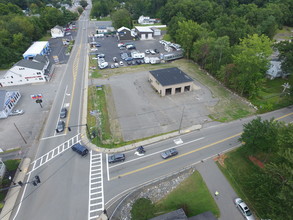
135,26,153,33
23,41,49,57
150,67,193,86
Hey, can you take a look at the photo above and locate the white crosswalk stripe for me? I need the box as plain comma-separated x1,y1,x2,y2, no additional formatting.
27,134,80,175
88,151,104,220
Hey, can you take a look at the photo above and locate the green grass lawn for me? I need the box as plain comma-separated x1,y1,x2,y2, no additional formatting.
251,76,293,112
131,171,220,220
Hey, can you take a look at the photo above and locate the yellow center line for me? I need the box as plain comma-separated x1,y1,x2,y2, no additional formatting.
65,44,82,134
111,111,293,180
111,132,242,180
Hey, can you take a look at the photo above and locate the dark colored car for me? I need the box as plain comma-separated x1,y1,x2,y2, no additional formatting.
125,57,133,61
71,143,88,156
60,108,67,119
108,154,125,163
127,61,132,65
56,120,65,133
154,49,159,53
136,60,141,64
161,148,178,159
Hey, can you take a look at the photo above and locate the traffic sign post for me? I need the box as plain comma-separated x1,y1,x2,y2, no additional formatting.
36,99,43,108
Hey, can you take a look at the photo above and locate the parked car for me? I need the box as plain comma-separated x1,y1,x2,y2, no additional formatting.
9,109,24,116
145,49,150,54
113,57,118,62
131,60,136,65
92,57,98,60
95,43,101,47
114,63,119,68
108,154,125,163
56,120,65,133
154,49,159,53
60,108,67,119
99,62,108,69
161,148,178,159
111,64,115,69
91,48,98,51
234,198,255,220
97,54,105,58
119,61,124,66
150,49,156,55
136,60,141,64
127,61,132,65
125,57,133,61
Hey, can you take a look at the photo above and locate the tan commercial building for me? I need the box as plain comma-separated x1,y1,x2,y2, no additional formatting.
149,67,193,96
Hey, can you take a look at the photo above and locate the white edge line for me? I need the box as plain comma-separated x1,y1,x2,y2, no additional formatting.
109,137,205,169
12,171,32,220
106,143,243,218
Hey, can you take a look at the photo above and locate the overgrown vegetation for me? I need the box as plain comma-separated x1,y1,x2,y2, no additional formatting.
0,0,79,69
218,118,293,220
131,171,220,220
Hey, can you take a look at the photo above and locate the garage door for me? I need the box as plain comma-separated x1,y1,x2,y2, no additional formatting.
148,33,153,39
141,34,146,40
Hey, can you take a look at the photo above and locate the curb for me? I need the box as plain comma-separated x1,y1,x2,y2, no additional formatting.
0,157,31,220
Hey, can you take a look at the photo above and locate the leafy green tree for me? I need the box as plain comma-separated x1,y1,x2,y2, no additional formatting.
111,8,132,29
175,20,208,58
231,34,273,97
167,12,186,41
79,0,88,9
239,117,282,155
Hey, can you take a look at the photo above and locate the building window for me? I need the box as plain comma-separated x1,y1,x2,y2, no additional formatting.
37,72,41,75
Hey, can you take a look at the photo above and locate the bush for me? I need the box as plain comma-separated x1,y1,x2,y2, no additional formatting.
131,198,155,220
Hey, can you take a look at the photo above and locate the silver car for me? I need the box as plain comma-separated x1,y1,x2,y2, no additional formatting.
234,198,255,220
9,109,24,116
56,120,65,133
161,148,178,159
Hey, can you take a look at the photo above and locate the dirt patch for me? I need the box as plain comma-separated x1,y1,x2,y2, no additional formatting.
249,156,264,169
213,154,227,167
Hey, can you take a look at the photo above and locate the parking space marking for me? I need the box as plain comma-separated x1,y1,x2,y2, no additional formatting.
28,134,80,175
88,151,104,220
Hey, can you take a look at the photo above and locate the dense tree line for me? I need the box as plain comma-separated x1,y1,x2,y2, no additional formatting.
91,0,292,98
239,117,293,219
0,0,78,69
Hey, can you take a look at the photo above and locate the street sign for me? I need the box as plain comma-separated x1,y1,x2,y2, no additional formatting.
31,94,43,100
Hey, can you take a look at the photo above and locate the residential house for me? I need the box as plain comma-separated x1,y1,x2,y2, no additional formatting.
138,15,158,25
51,25,65,38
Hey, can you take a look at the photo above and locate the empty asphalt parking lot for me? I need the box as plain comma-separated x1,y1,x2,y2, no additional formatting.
92,69,219,141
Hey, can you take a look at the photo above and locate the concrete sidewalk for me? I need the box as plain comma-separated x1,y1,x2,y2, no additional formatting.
196,159,243,220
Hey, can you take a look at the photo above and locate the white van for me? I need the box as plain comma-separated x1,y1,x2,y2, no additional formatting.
99,62,108,69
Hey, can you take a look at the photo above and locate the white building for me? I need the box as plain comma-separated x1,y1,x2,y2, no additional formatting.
138,15,158,25
0,55,49,87
51,25,65,38
0,90,21,119
135,26,153,40
23,41,50,60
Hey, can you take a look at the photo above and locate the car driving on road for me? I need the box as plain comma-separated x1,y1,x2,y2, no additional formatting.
161,148,178,159
108,154,125,163
234,198,255,220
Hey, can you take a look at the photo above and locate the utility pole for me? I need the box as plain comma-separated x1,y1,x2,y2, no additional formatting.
178,106,185,134
14,123,27,144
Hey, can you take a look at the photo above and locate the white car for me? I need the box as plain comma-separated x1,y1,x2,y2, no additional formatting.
9,109,24,116
234,198,255,220
119,61,124,66
91,48,98,51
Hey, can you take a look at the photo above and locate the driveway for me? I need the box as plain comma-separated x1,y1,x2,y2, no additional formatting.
196,159,244,220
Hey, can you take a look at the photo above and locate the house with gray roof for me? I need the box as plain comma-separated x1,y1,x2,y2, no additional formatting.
149,67,194,96
0,55,49,87
0,90,21,118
